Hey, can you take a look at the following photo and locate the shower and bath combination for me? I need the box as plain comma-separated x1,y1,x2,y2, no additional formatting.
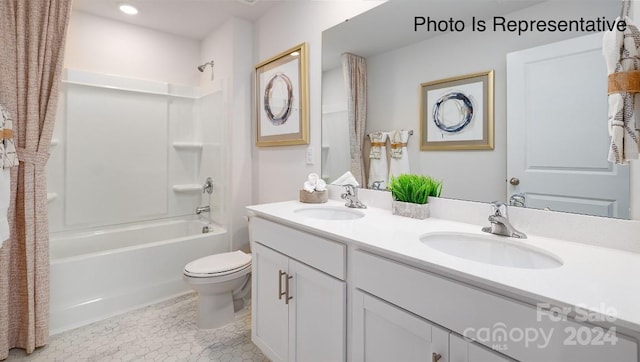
198,60,215,80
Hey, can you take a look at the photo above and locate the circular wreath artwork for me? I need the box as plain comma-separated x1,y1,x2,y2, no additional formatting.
432,91,474,133
263,72,294,126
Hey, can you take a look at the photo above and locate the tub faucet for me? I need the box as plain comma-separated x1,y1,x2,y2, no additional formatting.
203,177,214,194
481,201,527,239
196,205,210,215
341,184,366,209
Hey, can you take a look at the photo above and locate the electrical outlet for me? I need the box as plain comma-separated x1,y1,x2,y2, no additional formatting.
306,147,313,165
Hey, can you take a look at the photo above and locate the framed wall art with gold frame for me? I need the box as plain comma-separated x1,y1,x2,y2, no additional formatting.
420,70,494,151
255,43,309,147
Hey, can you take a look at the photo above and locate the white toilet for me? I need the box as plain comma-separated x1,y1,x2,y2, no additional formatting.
183,250,252,329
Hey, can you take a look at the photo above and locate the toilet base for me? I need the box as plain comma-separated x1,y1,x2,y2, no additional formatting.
197,292,235,329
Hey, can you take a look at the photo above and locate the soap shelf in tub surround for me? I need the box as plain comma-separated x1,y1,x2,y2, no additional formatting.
247,199,640,362
47,193,57,203
172,184,202,193
172,142,203,151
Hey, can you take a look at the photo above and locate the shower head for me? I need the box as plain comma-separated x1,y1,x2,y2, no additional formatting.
197,60,215,81
197,60,214,72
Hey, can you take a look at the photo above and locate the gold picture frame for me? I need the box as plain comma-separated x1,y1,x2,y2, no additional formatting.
255,43,309,147
420,70,494,151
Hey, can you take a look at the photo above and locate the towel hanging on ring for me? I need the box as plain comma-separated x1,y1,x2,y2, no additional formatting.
603,14,640,164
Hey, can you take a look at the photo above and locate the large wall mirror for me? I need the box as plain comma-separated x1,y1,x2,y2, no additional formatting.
321,0,631,219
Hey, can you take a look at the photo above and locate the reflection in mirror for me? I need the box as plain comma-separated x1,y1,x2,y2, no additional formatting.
321,0,631,219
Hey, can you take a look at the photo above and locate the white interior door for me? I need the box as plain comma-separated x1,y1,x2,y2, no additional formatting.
507,33,630,218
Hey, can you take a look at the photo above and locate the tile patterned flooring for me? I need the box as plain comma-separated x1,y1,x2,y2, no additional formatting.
6,293,267,362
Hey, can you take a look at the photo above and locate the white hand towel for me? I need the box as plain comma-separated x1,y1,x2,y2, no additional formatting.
389,130,411,180
0,169,9,247
331,171,360,187
303,181,316,193
315,179,327,192
368,131,389,189
307,173,319,185
0,105,13,248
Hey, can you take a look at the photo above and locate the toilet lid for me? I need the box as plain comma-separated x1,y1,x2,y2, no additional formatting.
184,250,252,277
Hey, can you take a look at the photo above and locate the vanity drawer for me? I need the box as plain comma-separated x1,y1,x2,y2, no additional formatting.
352,249,637,362
249,217,346,280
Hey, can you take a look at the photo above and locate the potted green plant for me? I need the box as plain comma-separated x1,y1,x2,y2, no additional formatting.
388,174,442,219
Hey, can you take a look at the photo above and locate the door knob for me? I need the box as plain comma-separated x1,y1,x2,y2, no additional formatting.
509,177,520,186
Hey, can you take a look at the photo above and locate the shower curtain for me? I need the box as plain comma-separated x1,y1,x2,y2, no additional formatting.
0,0,72,358
342,53,367,186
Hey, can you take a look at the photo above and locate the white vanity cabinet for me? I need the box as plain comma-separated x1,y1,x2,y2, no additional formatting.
352,249,638,362
352,289,512,362
352,289,449,362
247,202,639,362
249,217,346,362
449,334,514,362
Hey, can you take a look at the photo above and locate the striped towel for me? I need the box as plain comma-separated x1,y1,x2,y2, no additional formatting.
604,16,640,164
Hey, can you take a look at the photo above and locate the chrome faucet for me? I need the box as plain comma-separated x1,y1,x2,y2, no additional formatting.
509,193,526,207
481,201,527,239
371,180,386,191
341,184,367,209
196,205,210,215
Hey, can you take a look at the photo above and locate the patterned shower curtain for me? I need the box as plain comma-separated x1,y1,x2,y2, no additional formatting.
342,53,367,186
0,0,72,358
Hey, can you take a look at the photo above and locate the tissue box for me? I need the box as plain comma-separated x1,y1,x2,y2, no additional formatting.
299,189,328,203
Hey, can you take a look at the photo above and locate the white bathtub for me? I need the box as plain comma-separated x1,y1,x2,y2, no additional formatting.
49,219,228,334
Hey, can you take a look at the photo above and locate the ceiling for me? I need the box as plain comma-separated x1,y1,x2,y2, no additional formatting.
322,0,543,70
72,0,280,40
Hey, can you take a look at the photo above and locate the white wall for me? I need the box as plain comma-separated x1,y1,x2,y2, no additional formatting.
365,1,616,203
252,1,384,203
52,11,205,232
200,18,254,251
65,11,200,86
321,66,350,183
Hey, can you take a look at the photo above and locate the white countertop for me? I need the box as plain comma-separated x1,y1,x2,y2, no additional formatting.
247,199,640,335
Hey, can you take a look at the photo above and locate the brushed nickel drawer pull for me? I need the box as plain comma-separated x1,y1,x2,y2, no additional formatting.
278,270,287,301
285,274,293,304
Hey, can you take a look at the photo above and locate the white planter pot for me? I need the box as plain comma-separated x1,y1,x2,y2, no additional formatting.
392,200,430,219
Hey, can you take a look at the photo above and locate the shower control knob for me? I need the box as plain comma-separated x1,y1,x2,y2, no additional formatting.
509,177,520,186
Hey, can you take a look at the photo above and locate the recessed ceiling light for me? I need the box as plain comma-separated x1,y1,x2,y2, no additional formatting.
119,4,138,15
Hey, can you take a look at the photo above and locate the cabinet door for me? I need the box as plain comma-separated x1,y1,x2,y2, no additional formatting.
352,289,449,362
450,333,514,362
251,242,290,362
289,259,346,362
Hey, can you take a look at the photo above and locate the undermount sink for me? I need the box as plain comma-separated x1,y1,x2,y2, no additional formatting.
294,206,365,220
420,232,562,269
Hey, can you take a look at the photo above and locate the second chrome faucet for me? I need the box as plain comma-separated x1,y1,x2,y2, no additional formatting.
341,185,367,209
481,202,527,239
